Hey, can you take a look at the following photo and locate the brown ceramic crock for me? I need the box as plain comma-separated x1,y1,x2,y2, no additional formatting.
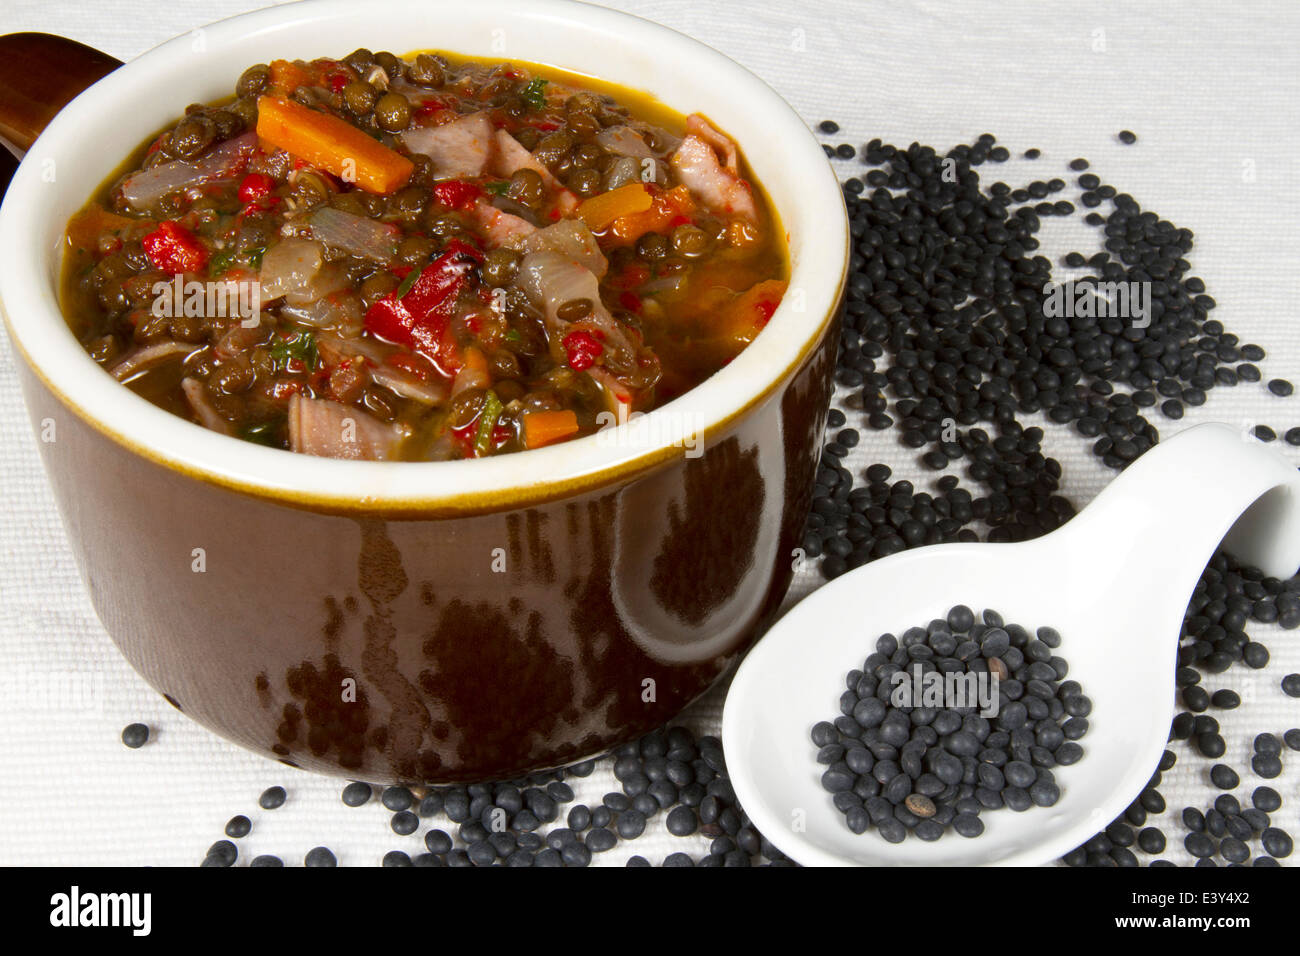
0,0,848,784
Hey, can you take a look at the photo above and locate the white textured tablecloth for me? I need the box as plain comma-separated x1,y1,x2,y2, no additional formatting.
1,0,1297,866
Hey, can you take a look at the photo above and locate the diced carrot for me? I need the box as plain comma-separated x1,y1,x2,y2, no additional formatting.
256,96,414,195
462,346,490,375
718,278,787,346
577,183,654,231
607,185,695,246
522,409,580,449
268,59,317,95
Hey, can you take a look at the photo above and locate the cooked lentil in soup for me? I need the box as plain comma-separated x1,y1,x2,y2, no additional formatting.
60,50,788,460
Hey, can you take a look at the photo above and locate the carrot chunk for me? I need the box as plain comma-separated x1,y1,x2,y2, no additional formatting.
256,96,414,195
718,278,787,345
606,185,696,246
268,59,317,95
577,183,654,231
522,409,580,449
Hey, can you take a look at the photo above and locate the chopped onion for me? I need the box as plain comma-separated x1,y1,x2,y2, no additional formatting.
641,124,683,156
451,362,491,397
596,126,654,159
604,156,642,191
181,377,232,435
279,290,365,335
214,323,269,360
317,333,390,366
370,364,449,406
519,220,607,277
516,251,605,326
308,206,400,262
515,250,637,364
257,238,343,304
109,340,194,381
585,364,635,413
121,132,258,212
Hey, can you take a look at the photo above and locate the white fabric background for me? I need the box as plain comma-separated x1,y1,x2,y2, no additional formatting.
0,0,1297,866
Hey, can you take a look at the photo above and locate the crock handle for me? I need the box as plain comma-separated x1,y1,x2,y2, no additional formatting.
0,32,121,157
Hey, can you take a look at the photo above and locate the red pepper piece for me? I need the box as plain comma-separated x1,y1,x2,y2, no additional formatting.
142,221,208,274
754,297,780,325
237,173,275,203
362,295,413,346
562,329,605,371
433,180,485,211
364,240,483,375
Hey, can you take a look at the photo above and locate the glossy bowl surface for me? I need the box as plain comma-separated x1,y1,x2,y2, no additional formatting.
0,0,848,782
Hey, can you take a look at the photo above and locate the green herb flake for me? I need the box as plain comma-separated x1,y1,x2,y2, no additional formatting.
473,389,503,457
208,249,235,277
483,180,511,196
239,420,282,447
394,266,422,301
269,330,318,373
522,77,549,111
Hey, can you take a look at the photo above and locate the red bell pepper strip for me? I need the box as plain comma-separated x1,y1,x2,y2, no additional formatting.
363,239,483,375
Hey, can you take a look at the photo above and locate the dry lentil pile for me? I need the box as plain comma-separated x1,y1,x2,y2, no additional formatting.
813,606,1088,843
805,125,1297,866
120,123,1295,867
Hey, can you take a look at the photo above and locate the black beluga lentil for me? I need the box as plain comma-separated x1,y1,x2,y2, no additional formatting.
201,840,237,867
304,846,337,867
813,606,1089,844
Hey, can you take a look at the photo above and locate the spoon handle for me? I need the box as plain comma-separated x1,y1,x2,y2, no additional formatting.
0,33,121,157
1057,422,1300,594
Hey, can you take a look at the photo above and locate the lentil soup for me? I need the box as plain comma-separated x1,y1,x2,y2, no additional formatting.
60,50,788,461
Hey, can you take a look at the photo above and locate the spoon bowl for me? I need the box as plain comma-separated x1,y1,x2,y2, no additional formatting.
723,423,1300,866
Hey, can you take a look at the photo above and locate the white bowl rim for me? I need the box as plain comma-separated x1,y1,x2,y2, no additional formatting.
0,0,848,514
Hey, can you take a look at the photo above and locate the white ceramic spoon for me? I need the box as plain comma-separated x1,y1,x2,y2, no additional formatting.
722,422,1300,866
